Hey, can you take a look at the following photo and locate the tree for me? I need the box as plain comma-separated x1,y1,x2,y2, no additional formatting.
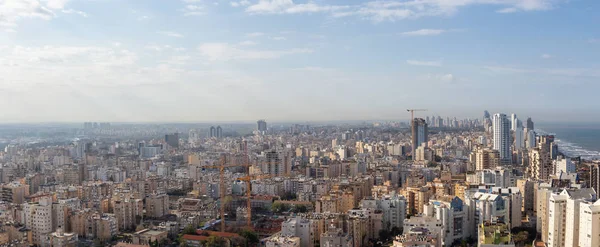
182,225,197,235
239,229,259,246
378,229,390,241
202,236,225,247
292,204,308,213
271,202,288,213
282,191,297,200
513,231,530,246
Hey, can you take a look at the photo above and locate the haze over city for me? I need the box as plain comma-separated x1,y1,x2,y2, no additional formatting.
1,0,599,122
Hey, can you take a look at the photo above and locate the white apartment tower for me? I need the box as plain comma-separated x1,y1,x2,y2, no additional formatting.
511,113,517,131
578,200,600,247
493,113,511,165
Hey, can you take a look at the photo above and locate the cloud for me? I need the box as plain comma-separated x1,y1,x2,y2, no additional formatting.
157,31,184,38
245,0,565,22
197,42,312,61
245,32,264,37
483,65,600,78
182,4,205,16
271,36,286,41
497,7,518,13
238,40,258,46
588,39,599,44
246,0,349,15
61,8,88,17
440,74,455,82
407,60,442,67
230,0,250,7
541,54,552,59
401,29,447,36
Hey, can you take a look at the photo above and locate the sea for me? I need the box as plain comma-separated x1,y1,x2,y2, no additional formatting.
537,123,600,160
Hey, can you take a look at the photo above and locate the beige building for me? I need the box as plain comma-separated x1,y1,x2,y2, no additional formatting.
113,198,143,230
1,182,30,204
49,228,78,247
475,148,499,171
132,229,168,245
146,193,169,218
22,196,53,246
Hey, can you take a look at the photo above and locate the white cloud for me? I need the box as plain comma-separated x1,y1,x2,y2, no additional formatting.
157,31,185,38
239,40,258,46
245,0,564,21
401,29,447,36
245,32,264,37
246,0,349,14
541,54,552,59
197,42,312,61
407,60,442,67
497,7,518,13
230,0,250,7
61,8,88,17
588,38,599,44
271,36,286,41
182,4,205,16
483,65,600,78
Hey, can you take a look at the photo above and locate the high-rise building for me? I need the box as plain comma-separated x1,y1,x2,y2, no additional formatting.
492,113,511,165
257,120,267,132
411,118,428,153
209,126,216,138
216,126,223,138
511,114,517,131
165,133,179,148
526,129,536,149
590,163,600,196
514,126,525,149
526,117,534,130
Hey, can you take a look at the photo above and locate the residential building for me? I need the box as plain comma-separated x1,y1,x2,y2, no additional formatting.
492,113,511,165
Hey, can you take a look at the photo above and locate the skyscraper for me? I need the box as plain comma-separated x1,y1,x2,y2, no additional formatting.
216,126,223,138
511,113,517,131
257,120,267,132
411,118,428,153
526,117,534,130
165,133,179,148
514,126,525,149
209,126,216,137
493,113,511,165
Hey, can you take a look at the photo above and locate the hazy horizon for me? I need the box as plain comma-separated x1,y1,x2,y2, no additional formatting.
1,0,598,122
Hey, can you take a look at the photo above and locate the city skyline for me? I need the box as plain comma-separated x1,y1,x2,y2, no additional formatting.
1,0,599,122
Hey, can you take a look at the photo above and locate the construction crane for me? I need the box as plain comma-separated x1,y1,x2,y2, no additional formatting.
406,109,428,123
236,174,271,229
201,154,249,232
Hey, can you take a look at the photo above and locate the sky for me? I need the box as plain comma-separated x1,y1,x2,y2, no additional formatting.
0,0,599,123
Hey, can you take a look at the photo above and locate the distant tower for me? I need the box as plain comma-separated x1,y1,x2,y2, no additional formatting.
511,114,518,131
209,126,216,138
216,126,223,138
526,117,534,130
257,120,267,132
165,133,179,148
411,118,428,153
493,113,511,165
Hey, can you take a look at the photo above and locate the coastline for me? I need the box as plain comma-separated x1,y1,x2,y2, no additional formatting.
536,127,600,161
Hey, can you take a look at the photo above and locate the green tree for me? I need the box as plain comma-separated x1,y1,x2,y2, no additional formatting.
240,229,259,246
292,204,308,213
202,236,225,247
271,202,288,213
182,225,197,235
